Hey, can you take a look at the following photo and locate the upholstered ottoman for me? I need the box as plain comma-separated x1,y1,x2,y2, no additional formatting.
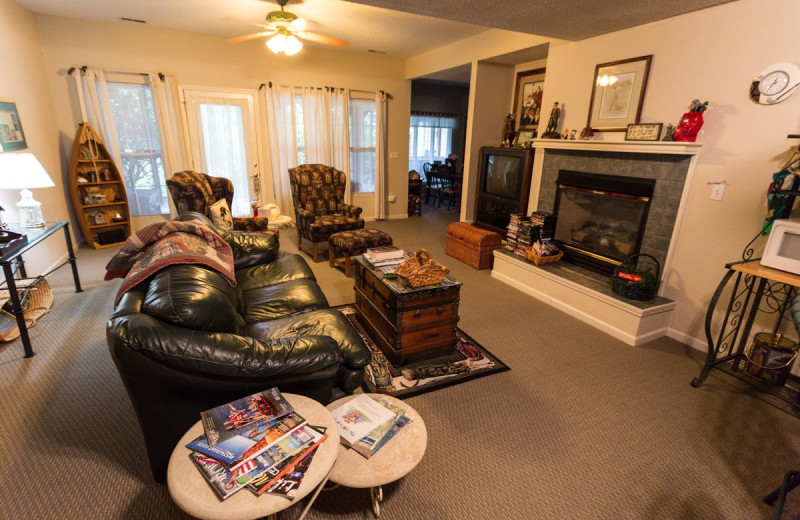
329,229,393,277
445,222,502,270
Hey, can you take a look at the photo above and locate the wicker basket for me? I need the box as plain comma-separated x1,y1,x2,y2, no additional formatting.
395,249,449,287
525,250,564,265
611,253,660,301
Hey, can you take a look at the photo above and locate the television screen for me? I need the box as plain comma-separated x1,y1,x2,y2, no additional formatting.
484,155,521,199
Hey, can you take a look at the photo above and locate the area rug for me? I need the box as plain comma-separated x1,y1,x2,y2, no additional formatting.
336,305,510,399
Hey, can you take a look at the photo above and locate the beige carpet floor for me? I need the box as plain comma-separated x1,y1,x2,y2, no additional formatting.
0,204,798,520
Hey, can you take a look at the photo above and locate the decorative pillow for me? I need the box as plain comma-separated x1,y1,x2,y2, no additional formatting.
209,198,234,230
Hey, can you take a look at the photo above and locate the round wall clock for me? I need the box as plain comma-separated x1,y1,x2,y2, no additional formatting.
750,62,800,104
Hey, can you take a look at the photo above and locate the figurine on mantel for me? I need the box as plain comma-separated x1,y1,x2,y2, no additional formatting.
580,126,594,140
502,113,516,147
542,102,562,139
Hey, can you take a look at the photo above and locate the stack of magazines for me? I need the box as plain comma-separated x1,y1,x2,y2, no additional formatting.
330,394,412,459
363,246,407,269
186,387,328,501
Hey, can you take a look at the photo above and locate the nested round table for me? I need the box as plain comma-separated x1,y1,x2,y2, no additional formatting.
167,393,339,520
326,394,427,517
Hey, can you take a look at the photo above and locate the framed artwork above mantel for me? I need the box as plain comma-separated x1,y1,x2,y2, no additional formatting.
587,55,652,132
513,68,546,135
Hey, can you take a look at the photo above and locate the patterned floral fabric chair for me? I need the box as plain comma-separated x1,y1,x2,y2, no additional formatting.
167,170,271,234
288,164,364,261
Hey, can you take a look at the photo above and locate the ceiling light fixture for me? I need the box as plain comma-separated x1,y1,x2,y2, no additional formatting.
267,28,303,56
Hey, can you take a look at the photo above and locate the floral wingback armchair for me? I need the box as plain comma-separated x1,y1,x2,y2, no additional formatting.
288,164,364,261
167,170,272,234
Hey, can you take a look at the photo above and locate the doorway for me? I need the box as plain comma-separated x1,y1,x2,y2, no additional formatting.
180,88,262,217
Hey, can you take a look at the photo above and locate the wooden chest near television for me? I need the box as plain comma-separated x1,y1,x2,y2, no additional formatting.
445,222,502,270
354,256,461,366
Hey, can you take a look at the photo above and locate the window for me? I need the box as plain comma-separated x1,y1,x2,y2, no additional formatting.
349,98,376,193
294,94,306,165
107,78,169,216
408,114,458,174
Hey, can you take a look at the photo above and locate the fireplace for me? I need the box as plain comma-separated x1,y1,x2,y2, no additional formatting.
553,170,655,275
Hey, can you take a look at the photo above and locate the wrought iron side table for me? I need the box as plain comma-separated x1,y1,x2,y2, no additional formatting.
0,221,82,358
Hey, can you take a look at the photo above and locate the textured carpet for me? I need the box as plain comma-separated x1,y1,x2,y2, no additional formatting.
335,304,510,398
0,204,799,520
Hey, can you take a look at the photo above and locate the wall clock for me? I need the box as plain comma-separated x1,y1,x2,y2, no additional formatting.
750,62,800,105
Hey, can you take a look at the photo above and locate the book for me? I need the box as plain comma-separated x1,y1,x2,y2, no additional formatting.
263,446,319,498
189,452,248,500
330,394,396,446
248,430,329,496
186,412,306,468
364,246,404,263
200,387,293,446
351,398,406,459
370,415,412,455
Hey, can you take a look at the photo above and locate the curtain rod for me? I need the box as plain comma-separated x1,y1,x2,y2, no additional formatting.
67,65,168,78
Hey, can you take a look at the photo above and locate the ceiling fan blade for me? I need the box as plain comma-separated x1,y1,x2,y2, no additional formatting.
298,31,348,48
229,30,274,44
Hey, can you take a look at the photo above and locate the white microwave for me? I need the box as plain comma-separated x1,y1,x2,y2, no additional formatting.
760,218,800,275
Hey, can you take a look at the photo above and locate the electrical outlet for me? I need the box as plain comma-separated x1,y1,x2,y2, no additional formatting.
711,183,725,201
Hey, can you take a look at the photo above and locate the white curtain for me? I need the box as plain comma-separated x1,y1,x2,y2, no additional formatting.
374,91,389,220
148,73,186,181
73,68,122,166
265,85,352,216
265,84,298,220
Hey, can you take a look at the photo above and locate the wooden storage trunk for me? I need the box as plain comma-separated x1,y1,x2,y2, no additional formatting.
354,257,461,366
446,222,502,270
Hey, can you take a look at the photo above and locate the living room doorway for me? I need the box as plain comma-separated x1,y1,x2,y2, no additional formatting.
180,87,262,217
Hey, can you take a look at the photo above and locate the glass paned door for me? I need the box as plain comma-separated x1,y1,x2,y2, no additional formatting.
181,89,260,217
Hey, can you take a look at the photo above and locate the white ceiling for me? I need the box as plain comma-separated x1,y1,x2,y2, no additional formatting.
15,0,738,78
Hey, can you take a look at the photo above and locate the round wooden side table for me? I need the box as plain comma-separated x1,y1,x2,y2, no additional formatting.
167,393,339,520
326,394,427,517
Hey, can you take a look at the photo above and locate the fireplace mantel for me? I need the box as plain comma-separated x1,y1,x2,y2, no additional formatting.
532,139,702,156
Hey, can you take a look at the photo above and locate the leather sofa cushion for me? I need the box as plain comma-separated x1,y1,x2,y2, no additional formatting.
236,254,316,291
249,308,372,370
241,279,329,323
142,265,244,334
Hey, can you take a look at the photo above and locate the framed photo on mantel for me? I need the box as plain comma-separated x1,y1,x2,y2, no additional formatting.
513,68,546,135
587,55,652,132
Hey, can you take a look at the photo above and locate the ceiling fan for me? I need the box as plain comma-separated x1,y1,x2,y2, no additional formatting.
230,0,348,56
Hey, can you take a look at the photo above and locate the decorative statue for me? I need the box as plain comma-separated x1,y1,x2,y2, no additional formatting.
502,113,516,146
672,99,709,142
542,102,561,139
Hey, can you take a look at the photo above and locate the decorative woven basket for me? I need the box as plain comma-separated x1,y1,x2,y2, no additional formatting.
0,278,54,342
611,253,661,301
395,249,449,287
525,250,564,265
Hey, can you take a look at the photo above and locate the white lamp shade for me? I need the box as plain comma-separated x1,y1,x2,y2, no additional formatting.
0,152,56,190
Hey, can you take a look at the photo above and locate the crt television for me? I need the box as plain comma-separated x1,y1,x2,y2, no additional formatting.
474,146,534,233
760,218,800,275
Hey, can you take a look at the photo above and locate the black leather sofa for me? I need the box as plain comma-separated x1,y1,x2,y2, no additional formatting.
107,212,371,482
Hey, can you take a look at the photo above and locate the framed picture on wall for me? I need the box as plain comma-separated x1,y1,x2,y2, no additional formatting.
587,55,652,132
513,68,546,134
0,101,27,152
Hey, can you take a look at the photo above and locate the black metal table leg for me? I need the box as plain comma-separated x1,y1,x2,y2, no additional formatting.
2,262,33,358
63,223,82,293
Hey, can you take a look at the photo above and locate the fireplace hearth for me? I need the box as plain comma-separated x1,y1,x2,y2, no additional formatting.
553,170,655,275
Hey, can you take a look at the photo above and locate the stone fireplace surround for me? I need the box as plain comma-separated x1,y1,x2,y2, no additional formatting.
491,139,701,346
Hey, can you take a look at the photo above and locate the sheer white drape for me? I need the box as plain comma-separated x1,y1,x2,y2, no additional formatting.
265,84,298,220
373,91,389,220
265,85,352,216
73,68,122,165
147,73,186,182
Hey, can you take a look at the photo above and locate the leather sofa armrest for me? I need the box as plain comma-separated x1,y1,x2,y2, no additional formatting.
339,203,363,218
220,229,280,269
108,314,343,378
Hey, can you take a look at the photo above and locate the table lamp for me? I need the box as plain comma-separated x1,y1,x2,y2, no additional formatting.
0,152,55,228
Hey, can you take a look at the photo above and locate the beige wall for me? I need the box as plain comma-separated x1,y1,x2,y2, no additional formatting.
0,0,69,275
33,14,413,224
534,0,800,348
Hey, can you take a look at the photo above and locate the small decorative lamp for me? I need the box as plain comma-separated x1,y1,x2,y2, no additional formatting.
0,152,56,228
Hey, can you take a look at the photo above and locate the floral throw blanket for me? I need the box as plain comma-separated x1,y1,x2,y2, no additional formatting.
105,219,235,305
